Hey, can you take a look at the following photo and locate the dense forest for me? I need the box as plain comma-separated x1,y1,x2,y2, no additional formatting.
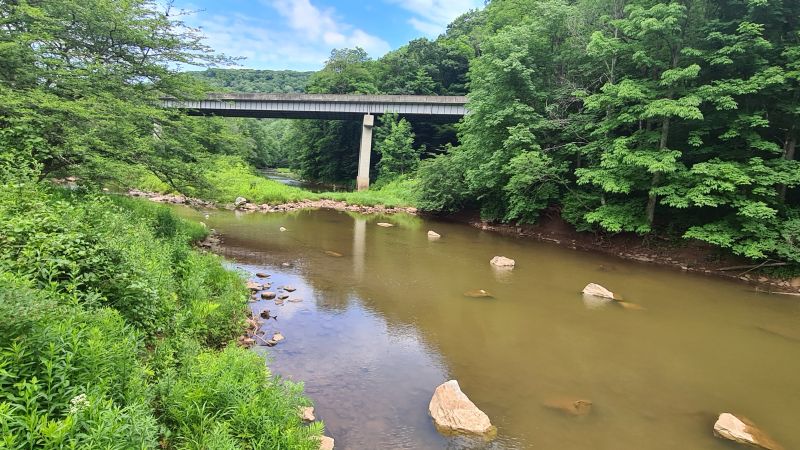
188,68,313,93
268,0,800,267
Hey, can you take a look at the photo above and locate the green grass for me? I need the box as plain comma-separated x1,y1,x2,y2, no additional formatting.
120,155,419,208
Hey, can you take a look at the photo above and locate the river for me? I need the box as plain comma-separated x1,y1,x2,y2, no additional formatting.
170,206,799,450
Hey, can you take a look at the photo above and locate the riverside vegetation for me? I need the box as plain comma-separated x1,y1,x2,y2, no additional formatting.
0,0,321,448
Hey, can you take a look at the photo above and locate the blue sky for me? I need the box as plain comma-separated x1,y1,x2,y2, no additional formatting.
176,0,484,71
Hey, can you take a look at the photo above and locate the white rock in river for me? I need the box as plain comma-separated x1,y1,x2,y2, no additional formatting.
428,230,441,239
376,222,394,227
713,413,783,450
429,380,496,438
234,196,247,207
272,332,284,342
490,256,515,268
279,226,287,232
582,283,617,300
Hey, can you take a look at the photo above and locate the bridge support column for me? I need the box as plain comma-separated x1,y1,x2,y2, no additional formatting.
356,114,374,191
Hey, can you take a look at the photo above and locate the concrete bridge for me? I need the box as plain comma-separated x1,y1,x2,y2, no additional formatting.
163,93,467,190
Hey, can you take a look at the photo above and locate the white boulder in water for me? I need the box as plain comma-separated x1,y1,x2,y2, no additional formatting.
713,413,783,450
429,380,496,438
490,256,515,268
582,283,616,300
428,230,441,239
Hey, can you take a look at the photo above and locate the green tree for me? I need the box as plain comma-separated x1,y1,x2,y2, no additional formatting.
375,113,420,180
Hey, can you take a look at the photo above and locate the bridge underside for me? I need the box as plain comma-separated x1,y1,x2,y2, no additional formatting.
164,93,467,190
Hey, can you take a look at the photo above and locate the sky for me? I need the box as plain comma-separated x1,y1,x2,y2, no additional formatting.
176,0,484,71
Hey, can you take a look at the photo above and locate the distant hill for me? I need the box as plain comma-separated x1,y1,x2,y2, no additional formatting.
188,68,314,93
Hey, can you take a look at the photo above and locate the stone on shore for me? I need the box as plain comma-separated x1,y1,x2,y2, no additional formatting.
261,291,276,300
428,230,441,239
299,406,315,422
490,256,515,268
582,283,616,300
234,196,247,207
318,436,334,450
377,222,394,227
713,413,783,450
429,380,495,438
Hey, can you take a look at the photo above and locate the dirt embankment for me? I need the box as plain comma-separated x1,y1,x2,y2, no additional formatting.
440,209,800,295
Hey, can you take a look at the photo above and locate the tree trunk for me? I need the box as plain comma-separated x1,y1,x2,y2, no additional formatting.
779,130,796,202
646,117,671,226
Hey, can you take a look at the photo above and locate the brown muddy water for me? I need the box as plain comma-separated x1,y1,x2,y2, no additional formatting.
170,206,800,450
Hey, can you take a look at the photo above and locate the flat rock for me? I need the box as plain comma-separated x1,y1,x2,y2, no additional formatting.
246,281,262,291
325,250,343,257
278,294,289,300
713,413,783,450
256,272,270,278
790,277,800,288
261,291,276,300
288,297,303,303
429,380,496,438
544,398,593,416
299,406,315,422
376,222,394,227
284,286,297,292
272,332,284,342
582,283,617,300
490,256,515,268
464,289,493,298
428,230,441,239
319,436,334,450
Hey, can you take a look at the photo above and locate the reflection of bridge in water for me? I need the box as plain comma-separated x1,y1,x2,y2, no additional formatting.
163,93,468,190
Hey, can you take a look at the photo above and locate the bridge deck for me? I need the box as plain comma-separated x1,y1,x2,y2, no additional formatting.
163,93,468,120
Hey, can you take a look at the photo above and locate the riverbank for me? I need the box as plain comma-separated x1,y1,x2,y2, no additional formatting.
130,187,800,294
129,188,419,215
455,210,800,295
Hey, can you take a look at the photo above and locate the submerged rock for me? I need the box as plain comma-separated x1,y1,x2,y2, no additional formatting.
428,230,441,239
288,297,303,303
617,301,646,311
299,406,315,422
272,332,284,342
713,413,783,450
490,256,515,268
261,292,276,300
246,281,262,291
543,398,593,416
582,283,617,300
376,222,394,227
325,250,343,257
429,380,496,438
464,289,493,298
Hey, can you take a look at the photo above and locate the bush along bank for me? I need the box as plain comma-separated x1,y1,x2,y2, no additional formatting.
0,181,321,449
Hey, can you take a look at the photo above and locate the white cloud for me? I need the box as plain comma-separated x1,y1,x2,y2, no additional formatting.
387,0,484,37
177,0,390,70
